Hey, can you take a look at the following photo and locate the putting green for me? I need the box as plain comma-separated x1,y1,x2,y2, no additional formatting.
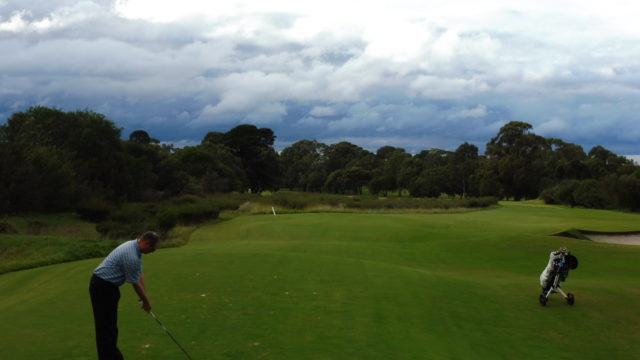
1,202,639,359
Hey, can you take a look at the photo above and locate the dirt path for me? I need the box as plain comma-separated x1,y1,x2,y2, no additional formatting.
587,234,640,245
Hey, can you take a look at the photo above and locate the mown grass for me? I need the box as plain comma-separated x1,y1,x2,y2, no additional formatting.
1,201,639,359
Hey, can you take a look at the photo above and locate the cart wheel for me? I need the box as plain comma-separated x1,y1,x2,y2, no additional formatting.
539,294,547,306
566,293,575,306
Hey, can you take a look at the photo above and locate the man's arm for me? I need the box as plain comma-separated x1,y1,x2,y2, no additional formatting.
132,274,152,312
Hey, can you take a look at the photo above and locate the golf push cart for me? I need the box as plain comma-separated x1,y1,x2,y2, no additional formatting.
539,253,579,306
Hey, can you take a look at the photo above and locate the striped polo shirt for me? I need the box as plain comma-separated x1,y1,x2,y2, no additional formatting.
93,239,143,286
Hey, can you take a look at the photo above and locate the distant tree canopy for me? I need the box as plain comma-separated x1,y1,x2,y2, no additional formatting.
486,121,549,200
1,106,640,215
0,107,278,213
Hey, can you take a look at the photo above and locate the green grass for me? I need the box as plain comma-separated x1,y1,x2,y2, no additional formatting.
0,235,122,274
0,213,204,273
0,213,117,274
0,212,101,238
1,201,639,359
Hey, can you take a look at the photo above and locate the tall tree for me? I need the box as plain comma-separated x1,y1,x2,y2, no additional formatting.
371,146,410,195
410,167,449,197
586,145,634,178
544,139,588,185
324,142,368,174
279,140,327,190
450,142,479,197
2,106,126,205
222,125,279,193
486,121,548,200
128,130,156,144
397,157,424,194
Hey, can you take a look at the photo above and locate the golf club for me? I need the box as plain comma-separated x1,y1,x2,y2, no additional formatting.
148,311,194,360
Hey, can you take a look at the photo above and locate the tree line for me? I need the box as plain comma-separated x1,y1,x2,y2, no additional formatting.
1,106,639,215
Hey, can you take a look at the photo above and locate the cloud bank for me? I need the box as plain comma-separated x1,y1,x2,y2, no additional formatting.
2,0,640,154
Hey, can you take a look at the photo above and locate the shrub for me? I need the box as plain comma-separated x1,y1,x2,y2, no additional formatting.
271,193,308,210
171,194,201,205
169,203,220,224
540,180,578,206
154,210,178,234
465,197,499,208
573,179,607,209
109,203,156,223
617,174,640,211
76,198,113,222
0,222,18,234
96,198,222,239
257,192,497,211
26,221,50,235
96,220,145,240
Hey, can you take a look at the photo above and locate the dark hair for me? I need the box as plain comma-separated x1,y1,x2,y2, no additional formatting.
140,231,161,246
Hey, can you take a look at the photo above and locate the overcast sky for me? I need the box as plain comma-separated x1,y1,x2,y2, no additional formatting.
2,0,640,155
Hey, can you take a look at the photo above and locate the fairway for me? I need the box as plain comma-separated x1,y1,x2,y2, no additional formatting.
1,202,639,359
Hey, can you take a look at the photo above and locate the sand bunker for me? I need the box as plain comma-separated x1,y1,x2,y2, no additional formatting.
585,233,640,246
555,230,640,245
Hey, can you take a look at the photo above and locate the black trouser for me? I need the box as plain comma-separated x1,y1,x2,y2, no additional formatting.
90,274,124,360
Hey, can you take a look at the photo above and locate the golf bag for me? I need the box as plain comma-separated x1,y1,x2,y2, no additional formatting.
539,253,578,306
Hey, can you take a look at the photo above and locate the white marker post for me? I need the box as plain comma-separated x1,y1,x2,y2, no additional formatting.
272,206,277,215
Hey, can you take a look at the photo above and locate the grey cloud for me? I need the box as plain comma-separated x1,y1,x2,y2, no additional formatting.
0,0,114,20
295,116,325,128
309,106,336,117
2,1,640,156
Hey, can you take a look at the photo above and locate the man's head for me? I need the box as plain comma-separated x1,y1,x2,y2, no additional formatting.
138,231,160,254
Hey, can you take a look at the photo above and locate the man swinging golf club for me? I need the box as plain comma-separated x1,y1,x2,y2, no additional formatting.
89,231,160,359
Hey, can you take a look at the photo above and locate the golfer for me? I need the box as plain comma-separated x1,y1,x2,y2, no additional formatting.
540,247,568,292
89,231,160,359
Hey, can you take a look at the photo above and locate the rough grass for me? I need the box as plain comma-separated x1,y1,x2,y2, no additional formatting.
1,213,101,238
0,235,121,274
0,213,111,274
0,213,197,274
1,201,639,359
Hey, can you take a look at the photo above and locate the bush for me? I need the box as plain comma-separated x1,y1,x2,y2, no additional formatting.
169,203,220,224
617,174,640,211
271,194,307,210
0,222,18,234
95,197,223,239
96,203,153,239
154,211,178,234
540,180,579,206
171,194,201,205
573,180,607,209
464,197,498,208
109,203,156,223
254,192,497,211
26,221,51,235
96,220,145,240
76,198,113,222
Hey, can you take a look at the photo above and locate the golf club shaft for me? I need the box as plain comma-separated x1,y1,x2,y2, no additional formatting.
149,311,194,360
